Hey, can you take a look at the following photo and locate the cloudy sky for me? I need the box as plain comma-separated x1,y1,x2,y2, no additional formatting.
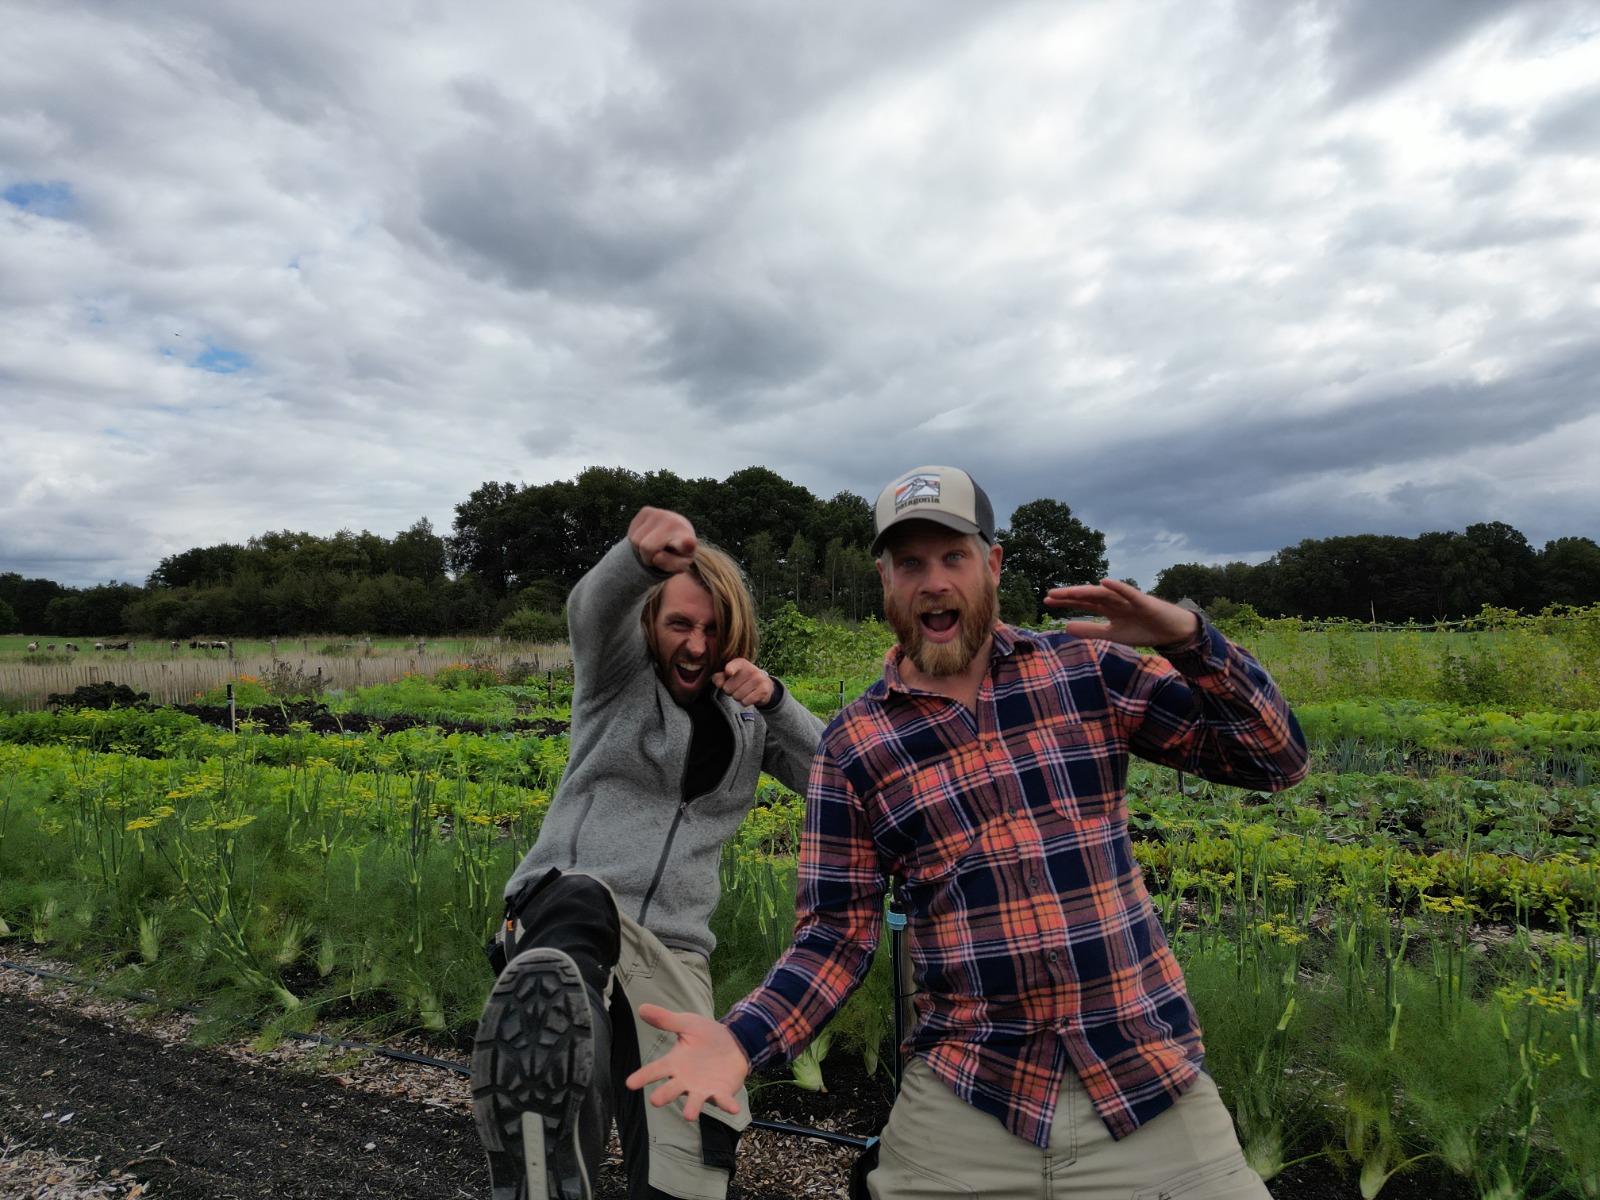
4,0,1599,592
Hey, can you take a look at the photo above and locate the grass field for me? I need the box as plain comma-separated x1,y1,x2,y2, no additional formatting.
0,635,573,710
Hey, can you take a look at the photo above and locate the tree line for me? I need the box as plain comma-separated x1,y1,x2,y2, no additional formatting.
1,464,1594,638
0,465,1106,639
0,518,470,641
1151,524,1600,623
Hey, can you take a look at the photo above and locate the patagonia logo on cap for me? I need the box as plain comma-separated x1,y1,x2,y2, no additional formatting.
894,473,943,511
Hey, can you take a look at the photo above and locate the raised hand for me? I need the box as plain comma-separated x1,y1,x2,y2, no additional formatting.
712,658,775,708
1044,578,1201,648
623,1004,751,1122
628,507,698,575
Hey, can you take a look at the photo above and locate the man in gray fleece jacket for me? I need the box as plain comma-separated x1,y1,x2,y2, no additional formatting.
471,505,824,1200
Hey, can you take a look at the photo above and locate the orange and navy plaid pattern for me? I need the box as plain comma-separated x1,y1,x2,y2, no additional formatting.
724,621,1308,1147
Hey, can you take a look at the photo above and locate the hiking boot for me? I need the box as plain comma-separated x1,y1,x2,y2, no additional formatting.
472,947,597,1200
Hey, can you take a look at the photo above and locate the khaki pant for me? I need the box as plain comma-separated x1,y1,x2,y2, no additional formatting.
613,908,751,1200
868,1058,1269,1199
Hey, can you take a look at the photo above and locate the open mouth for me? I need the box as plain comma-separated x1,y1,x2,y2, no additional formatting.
919,609,960,640
674,661,707,689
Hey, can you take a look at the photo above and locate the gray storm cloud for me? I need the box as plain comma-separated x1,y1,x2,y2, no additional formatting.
1,0,1597,590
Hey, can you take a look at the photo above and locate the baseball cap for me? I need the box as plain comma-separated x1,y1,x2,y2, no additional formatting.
871,465,996,556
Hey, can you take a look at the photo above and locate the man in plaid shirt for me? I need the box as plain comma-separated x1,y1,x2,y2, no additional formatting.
628,465,1309,1198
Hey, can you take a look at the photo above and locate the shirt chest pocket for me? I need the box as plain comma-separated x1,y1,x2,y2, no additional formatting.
870,759,991,884
1015,720,1122,824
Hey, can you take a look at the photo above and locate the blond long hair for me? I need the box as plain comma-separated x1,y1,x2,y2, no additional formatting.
641,543,760,668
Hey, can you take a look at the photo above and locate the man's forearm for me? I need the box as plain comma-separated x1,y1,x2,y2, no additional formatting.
566,538,661,667
1139,624,1309,790
722,923,877,1070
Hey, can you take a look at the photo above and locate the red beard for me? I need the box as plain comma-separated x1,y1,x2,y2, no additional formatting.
884,573,998,677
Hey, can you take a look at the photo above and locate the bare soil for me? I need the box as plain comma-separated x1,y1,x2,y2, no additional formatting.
0,954,876,1200
0,955,1472,1199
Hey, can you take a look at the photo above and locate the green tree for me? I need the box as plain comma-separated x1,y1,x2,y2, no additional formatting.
44,583,141,636
124,592,189,639
1540,536,1600,606
996,499,1108,610
1154,562,1280,615
262,570,342,635
0,573,71,631
1412,530,1473,620
1462,521,1540,611
334,574,444,635
744,531,784,613
1152,563,1227,607
998,570,1038,625
389,518,448,582
0,597,15,634
499,607,569,643
447,481,526,592
810,490,874,550
822,539,881,621
715,467,819,558
564,466,654,570
182,579,249,640
1404,524,1539,619
786,532,817,611
147,543,245,589
441,575,498,634
1270,534,1420,621
44,595,84,637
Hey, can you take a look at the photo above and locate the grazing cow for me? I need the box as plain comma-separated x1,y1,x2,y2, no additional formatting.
95,642,104,650
46,643,56,650
213,640,229,650
65,643,79,652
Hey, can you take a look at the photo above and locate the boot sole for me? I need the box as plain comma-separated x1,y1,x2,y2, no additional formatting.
471,948,596,1200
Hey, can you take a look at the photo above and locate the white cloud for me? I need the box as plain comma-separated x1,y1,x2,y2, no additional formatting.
1,0,1597,594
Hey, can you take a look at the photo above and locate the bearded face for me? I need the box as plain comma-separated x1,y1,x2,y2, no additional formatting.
881,536,1000,677
648,573,724,705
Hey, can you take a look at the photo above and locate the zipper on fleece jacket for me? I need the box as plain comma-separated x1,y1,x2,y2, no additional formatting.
637,797,691,928
638,700,740,927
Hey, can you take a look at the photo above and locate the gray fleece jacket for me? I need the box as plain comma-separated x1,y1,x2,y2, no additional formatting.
505,538,825,958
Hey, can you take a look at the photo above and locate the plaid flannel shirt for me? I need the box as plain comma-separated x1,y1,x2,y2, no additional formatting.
724,620,1308,1146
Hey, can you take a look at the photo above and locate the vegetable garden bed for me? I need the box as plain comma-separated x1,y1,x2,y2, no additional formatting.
2,628,1598,1199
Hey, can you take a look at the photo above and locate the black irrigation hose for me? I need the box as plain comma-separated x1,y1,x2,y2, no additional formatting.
0,958,875,1151
746,1117,872,1150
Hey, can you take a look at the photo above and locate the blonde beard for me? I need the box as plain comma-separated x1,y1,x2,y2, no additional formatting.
885,575,998,677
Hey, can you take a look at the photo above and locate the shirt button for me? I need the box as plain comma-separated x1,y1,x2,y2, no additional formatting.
1009,808,1019,819
1029,876,1040,889
1048,950,1059,963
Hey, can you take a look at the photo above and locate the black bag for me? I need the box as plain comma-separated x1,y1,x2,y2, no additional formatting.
482,867,563,976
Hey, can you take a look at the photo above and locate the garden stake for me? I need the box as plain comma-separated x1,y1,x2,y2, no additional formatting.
887,885,911,1093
